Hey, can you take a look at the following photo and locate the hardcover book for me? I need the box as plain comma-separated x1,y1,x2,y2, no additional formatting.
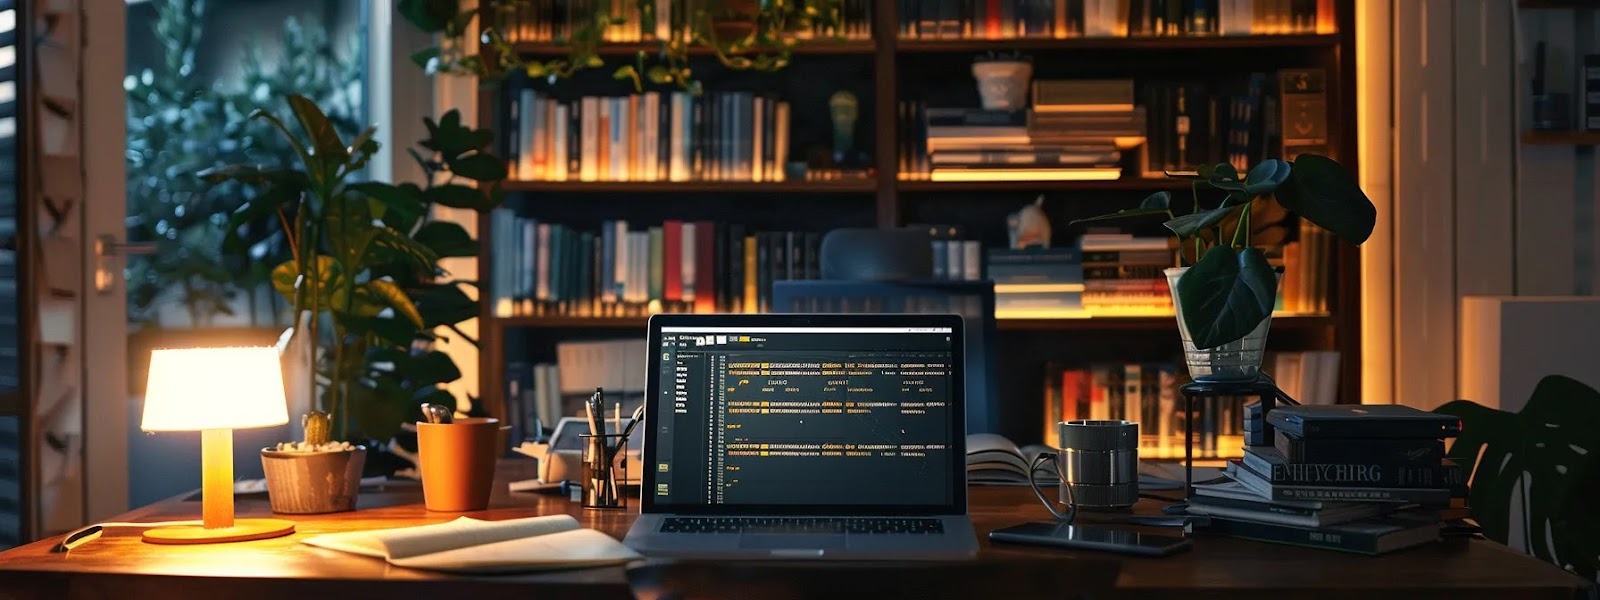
1227,461,1451,505
1274,430,1446,465
1202,511,1441,556
1186,493,1386,528
1240,447,1466,489
1266,405,1462,440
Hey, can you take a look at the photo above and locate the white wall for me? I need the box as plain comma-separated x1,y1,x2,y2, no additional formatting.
1366,1,1600,410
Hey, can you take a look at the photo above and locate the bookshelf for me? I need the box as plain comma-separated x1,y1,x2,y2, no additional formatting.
476,1,1362,444
1521,130,1600,146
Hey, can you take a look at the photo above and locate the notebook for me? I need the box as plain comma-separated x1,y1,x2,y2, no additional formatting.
301,514,640,573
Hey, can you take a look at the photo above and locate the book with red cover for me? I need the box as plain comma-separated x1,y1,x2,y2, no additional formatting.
662,220,683,302
694,221,717,313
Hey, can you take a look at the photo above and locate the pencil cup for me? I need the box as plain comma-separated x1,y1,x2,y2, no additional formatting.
417,417,500,512
581,434,627,509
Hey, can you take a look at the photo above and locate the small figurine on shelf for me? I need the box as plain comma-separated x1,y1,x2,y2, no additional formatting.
1007,195,1053,249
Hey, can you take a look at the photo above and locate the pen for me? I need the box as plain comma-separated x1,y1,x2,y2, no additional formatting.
619,403,647,445
585,388,603,436
613,402,621,437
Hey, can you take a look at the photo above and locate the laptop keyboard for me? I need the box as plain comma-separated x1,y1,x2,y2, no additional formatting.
660,517,944,535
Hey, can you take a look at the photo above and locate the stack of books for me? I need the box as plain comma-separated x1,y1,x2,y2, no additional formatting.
1080,233,1174,315
898,96,1139,182
989,247,1084,317
488,212,822,318
1192,404,1466,555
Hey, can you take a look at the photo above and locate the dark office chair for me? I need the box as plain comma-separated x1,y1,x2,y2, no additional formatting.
774,229,1000,434
818,227,934,281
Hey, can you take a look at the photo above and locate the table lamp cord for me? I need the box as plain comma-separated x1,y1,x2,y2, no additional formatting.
51,521,204,553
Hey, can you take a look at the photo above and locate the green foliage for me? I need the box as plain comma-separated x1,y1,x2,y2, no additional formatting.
206,95,507,441
402,0,846,94
125,0,362,327
1436,376,1600,581
1071,155,1374,349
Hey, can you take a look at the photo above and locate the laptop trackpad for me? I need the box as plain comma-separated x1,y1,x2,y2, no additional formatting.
738,534,847,551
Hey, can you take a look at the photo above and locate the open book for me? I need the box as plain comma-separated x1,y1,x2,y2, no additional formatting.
967,433,1059,486
301,515,640,573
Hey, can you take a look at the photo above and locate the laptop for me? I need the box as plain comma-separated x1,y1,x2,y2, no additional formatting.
623,313,978,559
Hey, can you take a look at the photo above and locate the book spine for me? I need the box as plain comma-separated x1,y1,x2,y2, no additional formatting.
1203,517,1386,555
1232,462,1452,504
681,222,697,302
1266,413,1463,440
744,235,759,313
648,226,664,305
663,220,683,303
1243,451,1465,489
1585,54,1600,130
1275,431,1446,465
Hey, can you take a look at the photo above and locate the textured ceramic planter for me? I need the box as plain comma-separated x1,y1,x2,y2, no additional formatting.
972,60,1033,111
1166,267,1272,382
260,446,366,514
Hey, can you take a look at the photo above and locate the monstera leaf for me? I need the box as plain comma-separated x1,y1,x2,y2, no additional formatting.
1436,375,1600,581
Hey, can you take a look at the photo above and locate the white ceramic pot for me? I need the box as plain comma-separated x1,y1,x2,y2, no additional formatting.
972,61,1033,111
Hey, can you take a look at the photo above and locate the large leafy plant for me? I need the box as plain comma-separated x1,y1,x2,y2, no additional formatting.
1436,376,1600,581
1074,154,1375,349
402,0,847,94
204,96,505,441
125,0,361,326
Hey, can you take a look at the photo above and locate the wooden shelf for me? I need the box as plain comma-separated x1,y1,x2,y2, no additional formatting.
996,313,1333,332
512,40,876,56
896,178,1191,193
1517,0,1597,8
494,313,1333,332
496,316,649,329
895,33,1338,52
500,179,878,193
1521,130,1600,146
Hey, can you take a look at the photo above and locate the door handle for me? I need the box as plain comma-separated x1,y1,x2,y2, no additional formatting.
93,234,158,293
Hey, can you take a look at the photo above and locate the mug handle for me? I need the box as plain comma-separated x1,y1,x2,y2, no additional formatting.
1027,452,1077,523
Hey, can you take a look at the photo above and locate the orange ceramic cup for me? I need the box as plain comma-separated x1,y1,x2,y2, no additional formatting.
416,417,500,512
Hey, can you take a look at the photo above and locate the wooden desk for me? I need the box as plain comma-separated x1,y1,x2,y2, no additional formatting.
0,461,1588,600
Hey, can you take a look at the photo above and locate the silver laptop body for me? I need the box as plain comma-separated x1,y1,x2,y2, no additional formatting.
623,313,977,560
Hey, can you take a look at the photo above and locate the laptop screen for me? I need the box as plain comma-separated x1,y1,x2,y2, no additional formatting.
643,315,965,515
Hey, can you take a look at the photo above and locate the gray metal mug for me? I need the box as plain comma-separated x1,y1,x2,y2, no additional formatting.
1028,420,1140,521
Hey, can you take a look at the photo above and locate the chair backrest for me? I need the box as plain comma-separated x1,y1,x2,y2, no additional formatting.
771,280,999,434
819,228,934,281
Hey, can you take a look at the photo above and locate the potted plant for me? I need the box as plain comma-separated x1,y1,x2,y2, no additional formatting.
1073,156,1375,381
401,0,848,93
972,51,1033,111
203,96,507,512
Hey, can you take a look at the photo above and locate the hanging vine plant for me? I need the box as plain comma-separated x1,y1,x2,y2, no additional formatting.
400,0,848,94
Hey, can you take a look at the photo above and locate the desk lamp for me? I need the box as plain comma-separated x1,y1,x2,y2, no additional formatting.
140,347,295,544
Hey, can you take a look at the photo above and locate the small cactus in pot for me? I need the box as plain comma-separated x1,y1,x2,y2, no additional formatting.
260,410,366,514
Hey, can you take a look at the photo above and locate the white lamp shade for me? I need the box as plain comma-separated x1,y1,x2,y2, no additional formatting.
141,347,290,432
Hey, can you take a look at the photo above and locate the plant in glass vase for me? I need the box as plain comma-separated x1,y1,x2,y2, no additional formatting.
1072,155,1375,382
203,95,505,512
